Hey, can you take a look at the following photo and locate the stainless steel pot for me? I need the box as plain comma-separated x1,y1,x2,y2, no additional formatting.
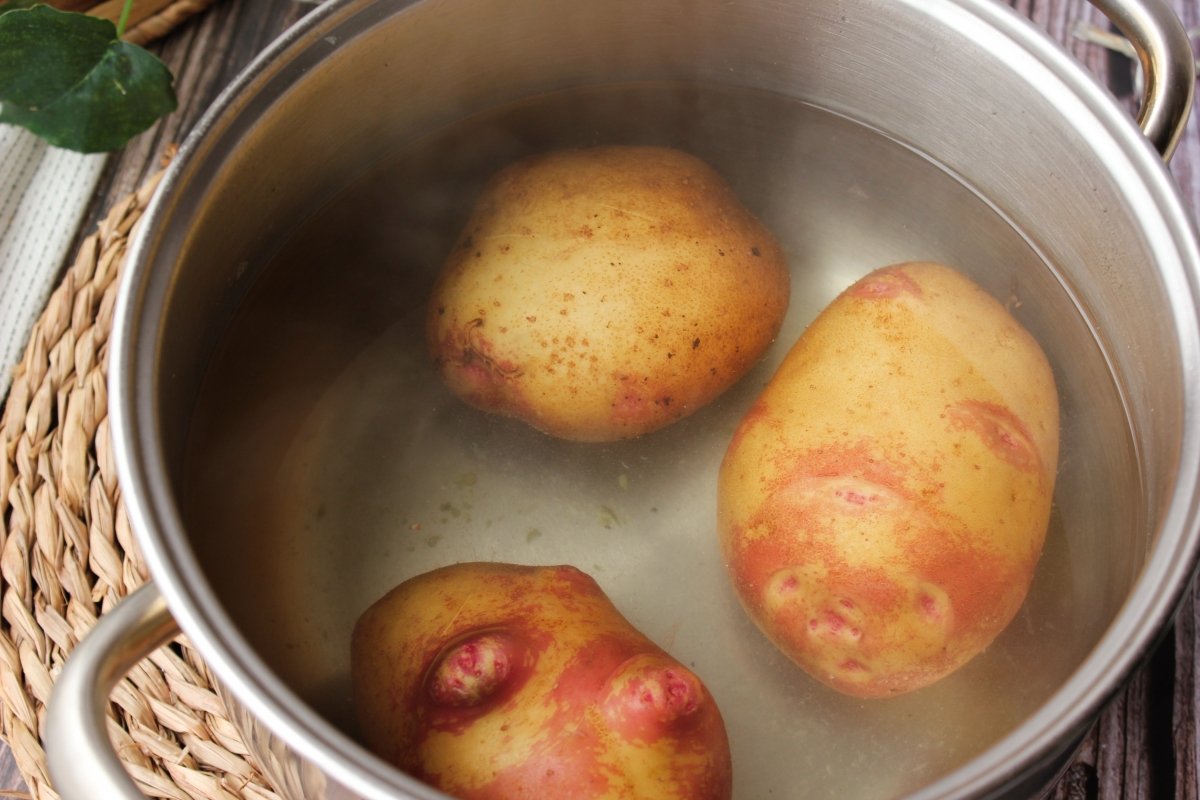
44,0,1200,798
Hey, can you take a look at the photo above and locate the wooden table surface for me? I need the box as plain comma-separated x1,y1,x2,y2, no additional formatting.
2,0,1197,797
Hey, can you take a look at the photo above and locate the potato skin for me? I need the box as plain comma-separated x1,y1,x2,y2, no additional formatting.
427,145,789,441
352,562,732,799
717,262,1059,698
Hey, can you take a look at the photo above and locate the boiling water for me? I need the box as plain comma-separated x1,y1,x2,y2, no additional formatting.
185,83,1137,798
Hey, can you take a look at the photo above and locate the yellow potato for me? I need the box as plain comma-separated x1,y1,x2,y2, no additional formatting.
427,145,789,441
718,262,1059,698
351,563,732,799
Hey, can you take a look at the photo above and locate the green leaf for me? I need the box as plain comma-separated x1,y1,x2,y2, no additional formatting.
0,1,43,13
0,5,177,153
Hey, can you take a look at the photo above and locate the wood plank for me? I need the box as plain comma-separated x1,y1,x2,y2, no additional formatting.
87,0,188,28
1179,586,1199,800
0,747,29,799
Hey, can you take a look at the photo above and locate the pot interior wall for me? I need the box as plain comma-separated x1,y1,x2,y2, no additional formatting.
137,0,1185,797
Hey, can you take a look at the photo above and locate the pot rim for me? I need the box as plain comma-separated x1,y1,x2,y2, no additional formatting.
109,0,1200,798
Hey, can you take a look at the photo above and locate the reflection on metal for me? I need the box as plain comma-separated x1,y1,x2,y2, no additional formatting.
1073,19,1141,59
1071,4,1198,158
44,583,179,800
1074,19,1200,100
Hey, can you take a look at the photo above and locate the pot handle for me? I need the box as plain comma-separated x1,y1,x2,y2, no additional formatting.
45,581,181,800
1088,0,1195,160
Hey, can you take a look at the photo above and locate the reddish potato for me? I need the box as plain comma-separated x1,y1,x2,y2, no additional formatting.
352,562,731,799
427,145,789,441
718,262,1059,698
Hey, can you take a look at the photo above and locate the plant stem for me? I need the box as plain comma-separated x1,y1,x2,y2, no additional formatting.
115,0,134,37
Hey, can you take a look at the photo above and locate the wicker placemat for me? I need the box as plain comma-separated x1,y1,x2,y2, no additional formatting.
0,171,282,800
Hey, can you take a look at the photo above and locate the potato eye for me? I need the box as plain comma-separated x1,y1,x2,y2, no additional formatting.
426,632,515,707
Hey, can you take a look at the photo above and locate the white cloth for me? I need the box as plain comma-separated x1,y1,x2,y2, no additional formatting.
0,126,108,399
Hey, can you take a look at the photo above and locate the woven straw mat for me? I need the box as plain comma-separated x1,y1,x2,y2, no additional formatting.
0,171,283,800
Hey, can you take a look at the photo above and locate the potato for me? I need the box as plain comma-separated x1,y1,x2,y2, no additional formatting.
717,262,1059,698
427,145,789,441
351,562,732,799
